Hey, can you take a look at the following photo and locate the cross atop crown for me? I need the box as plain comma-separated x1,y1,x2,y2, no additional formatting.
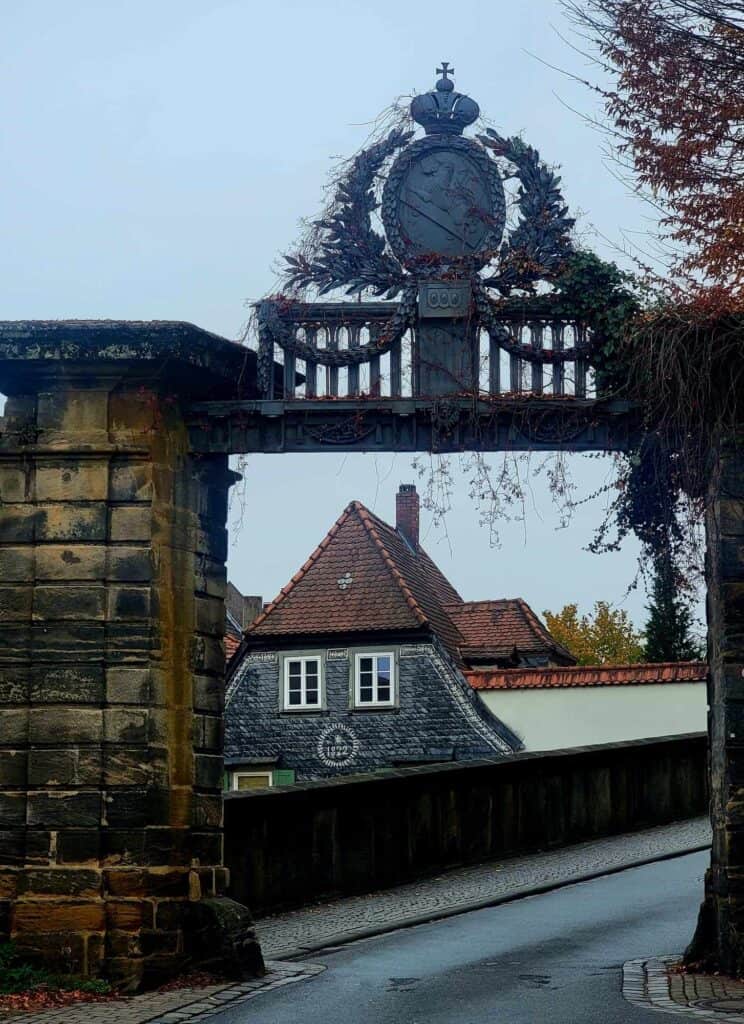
436,62,455,92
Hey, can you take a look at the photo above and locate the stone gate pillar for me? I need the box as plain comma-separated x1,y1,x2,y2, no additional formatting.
0,322,263,989
688,438,744,974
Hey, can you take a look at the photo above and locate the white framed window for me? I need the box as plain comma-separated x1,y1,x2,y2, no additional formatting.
283,655,322,709
354,652,395,707
232,772,273,791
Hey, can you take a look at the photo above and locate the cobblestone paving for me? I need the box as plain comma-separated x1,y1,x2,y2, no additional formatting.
0,962,325,1024
257,816,711,958
624,956,744,1022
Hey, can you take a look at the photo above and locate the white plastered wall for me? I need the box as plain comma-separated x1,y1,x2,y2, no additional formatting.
478,683,707,751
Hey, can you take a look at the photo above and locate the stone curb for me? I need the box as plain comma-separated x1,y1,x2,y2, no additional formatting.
0,962,326,1024
272,840,711,960
623,956,744,1022
144,962,326,1024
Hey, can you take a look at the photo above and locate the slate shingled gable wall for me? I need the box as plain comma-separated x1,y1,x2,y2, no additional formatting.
225,639,519,781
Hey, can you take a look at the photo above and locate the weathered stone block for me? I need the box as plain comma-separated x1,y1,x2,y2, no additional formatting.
194,557,227,599
193,794,223,829
106,667,150,705
107,548,152,582
193,675,222,714
193,715,222,753
0,667,29,704
30,622,105,661
0,547,33,581
24,831,53,864
57,830,100,864
105,789,161,829
183,897,264,980
103,869,147,897
12,930,88,973
29,708,102,745
28,749,101,788
0,587,33,620
0,709,28,745
103,748,151,788
33,585,105,621
30,665,104,704
27,792,102,829
105,623,150,660
195,595,225,636
0,505,36,542
109,507,151,542
0,830,25,865
101,829,146,865
35,460,108,502
0,794,26,828
109,461,152,503
105,899,152,931
13,901,105,933
36,504,107,542
0,624,31,659
35,545,106,581
0,751,27,788
0,871,19,899
19,869,101,898
108,586,151,620
104,708,148,745
0,465,29,503
36,391,108,437
105,929,141,958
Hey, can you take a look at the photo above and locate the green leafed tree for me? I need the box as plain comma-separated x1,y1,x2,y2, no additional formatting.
643,554,704,662
543,601,645,666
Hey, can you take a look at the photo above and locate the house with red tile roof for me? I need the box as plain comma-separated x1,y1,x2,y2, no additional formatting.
467,661,707,751
224,484,577,786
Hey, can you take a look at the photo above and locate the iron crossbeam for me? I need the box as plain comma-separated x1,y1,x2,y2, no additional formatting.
187,397,637,455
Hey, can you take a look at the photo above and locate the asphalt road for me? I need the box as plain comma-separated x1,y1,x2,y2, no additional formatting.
215,850,707,1024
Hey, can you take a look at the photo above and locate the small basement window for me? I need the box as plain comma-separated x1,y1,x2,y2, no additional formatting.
232,772,273,791
354,652,395,707
284,656,322,709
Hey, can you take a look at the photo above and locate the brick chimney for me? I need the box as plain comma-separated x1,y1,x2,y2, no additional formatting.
396,483,419,549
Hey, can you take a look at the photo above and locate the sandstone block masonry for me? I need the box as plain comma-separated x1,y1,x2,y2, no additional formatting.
0,322,264,990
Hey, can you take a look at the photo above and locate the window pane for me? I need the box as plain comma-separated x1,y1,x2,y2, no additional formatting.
288,690,302,705
236,774,271,790
288,676,302,692
305,688,319,705
359,657,373,674
359,686,374,703
288,661,301,676
377,656,391,678
377,685,391,702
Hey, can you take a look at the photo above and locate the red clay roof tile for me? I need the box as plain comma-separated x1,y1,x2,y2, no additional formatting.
446,599,575,663
465,661,707,690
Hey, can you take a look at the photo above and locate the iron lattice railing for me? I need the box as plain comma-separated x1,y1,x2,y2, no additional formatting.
256,299,594,402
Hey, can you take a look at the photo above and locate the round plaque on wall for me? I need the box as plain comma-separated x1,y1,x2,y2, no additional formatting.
317,723,359,768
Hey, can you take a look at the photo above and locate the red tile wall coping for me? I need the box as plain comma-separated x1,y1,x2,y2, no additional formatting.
466,661,707,690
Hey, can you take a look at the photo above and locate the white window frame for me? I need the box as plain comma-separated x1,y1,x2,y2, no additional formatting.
283,655,323,710
232,771,273,790
354,651,396,708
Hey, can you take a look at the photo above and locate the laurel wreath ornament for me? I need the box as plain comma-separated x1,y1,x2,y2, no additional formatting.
261,120,586,389
282,126,574,301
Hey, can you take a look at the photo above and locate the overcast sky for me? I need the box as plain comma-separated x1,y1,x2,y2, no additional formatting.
1,0,665,627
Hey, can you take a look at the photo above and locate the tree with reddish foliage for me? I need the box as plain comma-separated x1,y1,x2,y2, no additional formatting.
563,0,744,308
